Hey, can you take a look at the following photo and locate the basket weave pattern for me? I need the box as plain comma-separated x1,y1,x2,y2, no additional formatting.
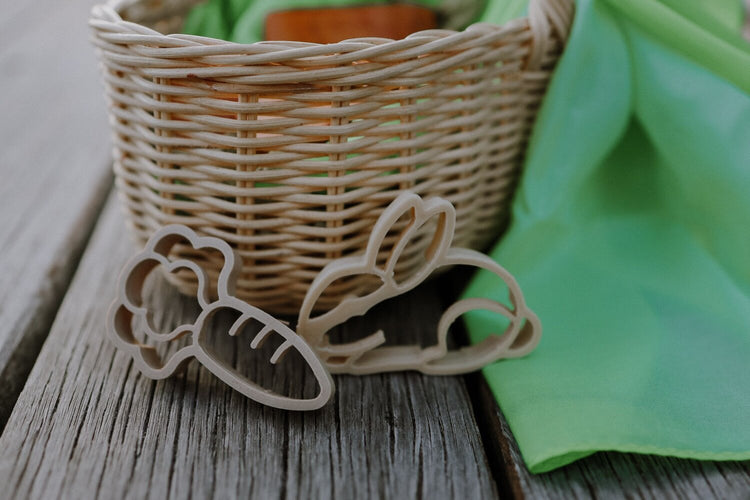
91,0,573,314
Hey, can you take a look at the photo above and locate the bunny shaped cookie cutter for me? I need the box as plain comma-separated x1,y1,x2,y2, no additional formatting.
297,192,541,375
108,225,334,411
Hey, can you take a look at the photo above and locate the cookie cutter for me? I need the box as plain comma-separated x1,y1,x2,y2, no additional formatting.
297,192,542,375
107,225,334,411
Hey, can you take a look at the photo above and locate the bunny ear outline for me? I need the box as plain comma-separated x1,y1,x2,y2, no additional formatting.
107,225,241,379
297,192,456,349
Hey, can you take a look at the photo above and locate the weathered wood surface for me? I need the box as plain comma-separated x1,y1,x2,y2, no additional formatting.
1,2,749,498
4,191,747,500
0,196,498,499
469,377,750,500
0,0,112,427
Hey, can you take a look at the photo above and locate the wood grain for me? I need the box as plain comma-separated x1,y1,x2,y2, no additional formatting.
469,376,750,500
0,196,498,499
0,0,112,428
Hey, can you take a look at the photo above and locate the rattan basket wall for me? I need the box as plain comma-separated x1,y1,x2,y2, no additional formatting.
90,0,573,314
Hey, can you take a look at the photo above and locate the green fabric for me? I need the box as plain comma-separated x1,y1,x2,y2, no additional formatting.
466,0,750,473
184,0,380,43
183,0,484,43
480,0,527,25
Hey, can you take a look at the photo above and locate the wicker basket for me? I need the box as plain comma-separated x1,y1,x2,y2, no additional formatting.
90,0,573,314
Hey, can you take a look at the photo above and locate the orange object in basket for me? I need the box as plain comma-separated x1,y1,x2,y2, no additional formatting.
264,4,438,43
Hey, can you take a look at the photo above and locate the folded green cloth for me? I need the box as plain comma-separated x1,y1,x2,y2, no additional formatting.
465,0,750,473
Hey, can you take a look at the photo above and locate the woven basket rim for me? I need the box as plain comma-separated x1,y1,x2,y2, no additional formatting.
90,0,569,60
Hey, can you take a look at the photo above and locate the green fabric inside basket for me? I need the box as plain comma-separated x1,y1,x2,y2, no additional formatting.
464,0,750,473
182,0,486,43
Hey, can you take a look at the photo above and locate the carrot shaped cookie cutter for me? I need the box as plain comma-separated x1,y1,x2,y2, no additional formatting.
107,225,334,411
297,192,542,375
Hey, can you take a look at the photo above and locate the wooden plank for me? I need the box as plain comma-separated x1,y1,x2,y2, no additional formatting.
0,0,112,427
0,196,499,499
469,377,750,499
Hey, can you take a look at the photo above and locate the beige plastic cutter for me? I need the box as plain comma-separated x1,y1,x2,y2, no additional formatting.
297,192,542,375
107,225,334,411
